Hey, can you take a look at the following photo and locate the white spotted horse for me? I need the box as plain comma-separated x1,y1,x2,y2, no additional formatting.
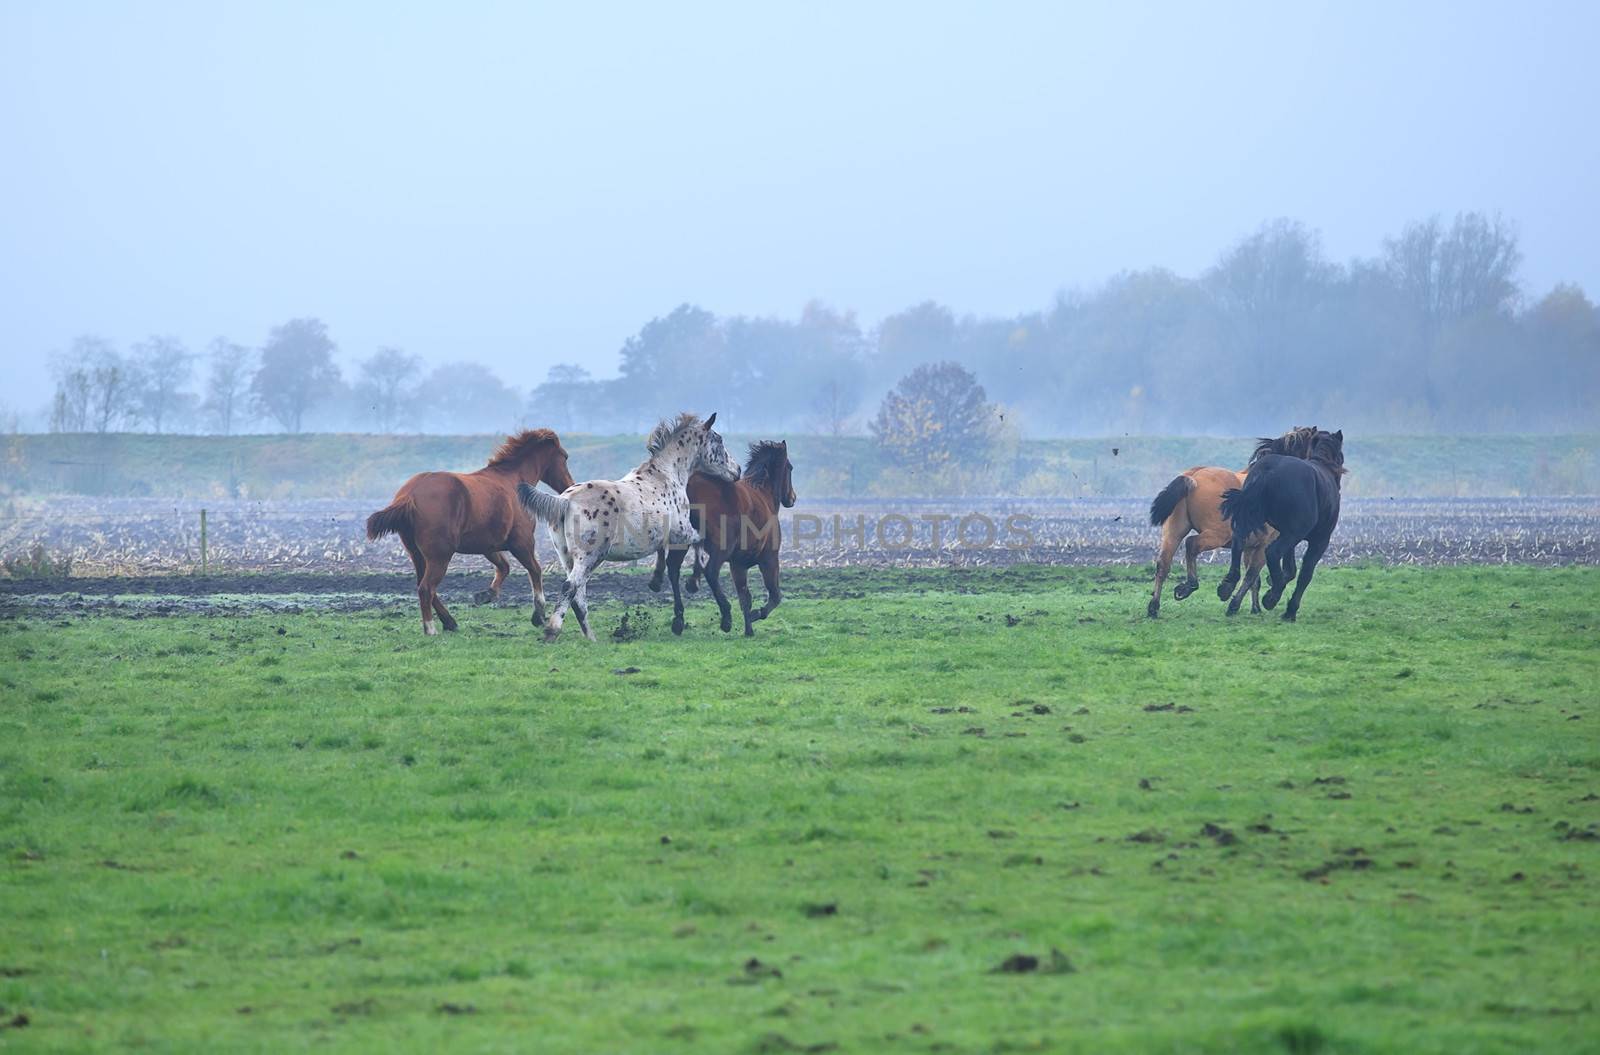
519,412,740,641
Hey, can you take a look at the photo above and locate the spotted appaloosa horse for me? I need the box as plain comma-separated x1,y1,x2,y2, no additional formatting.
520,412,740,642
366,429,575,636
649,440,796,636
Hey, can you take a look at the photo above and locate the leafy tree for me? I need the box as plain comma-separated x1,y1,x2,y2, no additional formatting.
355,347,422,433
131,335,193,433
419,361,522,433
871,361,997,472
202,338,254,435
530,363,605,432
616,304,735,425
250,318,339,433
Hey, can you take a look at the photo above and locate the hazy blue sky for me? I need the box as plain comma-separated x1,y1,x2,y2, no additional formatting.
3,0,1596,411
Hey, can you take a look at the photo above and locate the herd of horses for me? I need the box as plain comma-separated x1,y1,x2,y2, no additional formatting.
366,413,1344,639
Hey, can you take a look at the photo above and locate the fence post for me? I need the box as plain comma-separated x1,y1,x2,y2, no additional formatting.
200,509,208,576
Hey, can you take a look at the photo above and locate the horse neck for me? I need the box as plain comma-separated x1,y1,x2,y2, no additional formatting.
649,437,698,486
489,451,554,488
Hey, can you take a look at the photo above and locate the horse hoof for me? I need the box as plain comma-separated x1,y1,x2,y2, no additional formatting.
542,628,560,643
423,623,439,636
532,607,546,626
720,617,732,633
1262,592,1281,611
1146,598,1160,619
744,625,755,637
1173,581,1196,601
1225,604,1240,617
646,578,662,593
685,581,699,594
1281,610,1297,623
1216,580,1236,601
472,590,496,606
672,617,684,636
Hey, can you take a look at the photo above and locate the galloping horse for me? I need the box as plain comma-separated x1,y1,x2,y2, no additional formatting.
520,412,739,642
1220,428,1346,621
1145,426,1320,618
648,440,796,636
366,429,575,636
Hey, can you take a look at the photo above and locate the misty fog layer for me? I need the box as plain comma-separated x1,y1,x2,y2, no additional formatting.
31,215,1600,439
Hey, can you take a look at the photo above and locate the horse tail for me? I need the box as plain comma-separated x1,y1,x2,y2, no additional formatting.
365,496,415,540
1148,474,1195,527
518,483,570,526
1219,479,1268,543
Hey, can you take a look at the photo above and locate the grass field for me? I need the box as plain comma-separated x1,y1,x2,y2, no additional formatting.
2,565,1597,1052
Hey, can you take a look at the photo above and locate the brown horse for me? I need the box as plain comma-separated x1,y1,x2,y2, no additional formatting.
648,440,796,636
1145,427,1319,618
366,429,575,635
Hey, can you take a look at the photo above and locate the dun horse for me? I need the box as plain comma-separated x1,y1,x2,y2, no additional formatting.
366,429,575,636
1145,427,1321,618
520,412,739,642
1220,428,1346,621
649,440,796,636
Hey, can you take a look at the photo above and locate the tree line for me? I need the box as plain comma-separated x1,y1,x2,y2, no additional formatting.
41,212,1600,440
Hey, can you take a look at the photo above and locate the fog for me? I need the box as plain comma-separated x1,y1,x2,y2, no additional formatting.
3,2,1597,437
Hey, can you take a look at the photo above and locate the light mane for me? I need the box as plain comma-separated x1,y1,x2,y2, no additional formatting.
646,412,702,454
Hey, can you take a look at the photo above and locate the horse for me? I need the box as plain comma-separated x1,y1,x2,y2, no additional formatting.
647,440,796,636
366,429,575,636
1145,426,1322,618
519,412,740,642
1219,428,1346,621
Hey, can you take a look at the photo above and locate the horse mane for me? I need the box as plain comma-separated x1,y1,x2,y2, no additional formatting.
1307,430,1348,475
1248,425,1321,467
486,429,559,469
646,412,702,454
742,441,787,490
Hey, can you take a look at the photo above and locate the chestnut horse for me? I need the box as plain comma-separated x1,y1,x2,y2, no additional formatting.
649,440,796,636
1145,427,1320,618
366,429,575,635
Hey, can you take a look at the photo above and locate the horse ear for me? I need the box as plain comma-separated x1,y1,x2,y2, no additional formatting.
704,412,717,429
1334,429,1344,441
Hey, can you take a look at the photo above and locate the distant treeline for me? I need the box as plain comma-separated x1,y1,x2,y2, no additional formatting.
29,212,1600,439
4,432,1595,500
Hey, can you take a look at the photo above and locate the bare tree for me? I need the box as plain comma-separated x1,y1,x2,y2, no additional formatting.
810,377,858,436
132,335,193,433
250,318,339,433
203,338,254,435
355,347,422,433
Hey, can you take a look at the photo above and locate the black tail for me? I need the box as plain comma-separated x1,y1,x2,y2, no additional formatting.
365,497,415,540
1219,480,1268,544
1148,474,1195,527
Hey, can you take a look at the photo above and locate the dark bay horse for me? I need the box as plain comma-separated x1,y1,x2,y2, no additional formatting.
649,440,796,636
367,429,575,635
1146,427,1323,618
1220,428,1346,621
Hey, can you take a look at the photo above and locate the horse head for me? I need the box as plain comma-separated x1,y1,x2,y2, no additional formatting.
746,440,795,507
694,413,741,482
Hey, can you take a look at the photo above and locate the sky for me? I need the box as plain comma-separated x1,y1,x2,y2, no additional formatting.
3,0,1597,413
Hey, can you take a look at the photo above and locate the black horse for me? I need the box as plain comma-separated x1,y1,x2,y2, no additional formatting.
1217,429,1346,621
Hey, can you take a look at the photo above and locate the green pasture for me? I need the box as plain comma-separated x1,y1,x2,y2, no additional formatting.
1,565,1597,1052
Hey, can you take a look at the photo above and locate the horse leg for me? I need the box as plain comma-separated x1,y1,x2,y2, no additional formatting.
667,546,688,636
507,541,546,627
1216,531,1245,601
1262,538,1295,610
1281,530,1331,623
685,545,703,593
424,552,458,631
731,563,757,637
648,547,667,593
1148,528,1180,618
1175,534,1202,600
703,552,733,633
1245,541,1267,614
544,550,584,642
475,551,510,605
752,553,781,623
570,577,596,642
